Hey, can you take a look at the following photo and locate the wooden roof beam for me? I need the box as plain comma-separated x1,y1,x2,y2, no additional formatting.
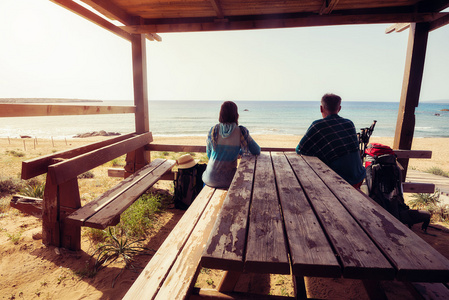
386,11,449,33
320,0,340,15
126,12,443,33
50,0,132,41
208,0,225,19
417,0,449,13
79,0,163,41
385,23,410,33
79,0,138,25
429,12,449,31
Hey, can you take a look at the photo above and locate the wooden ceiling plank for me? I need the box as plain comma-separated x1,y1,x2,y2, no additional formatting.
126,12,440,34
81,0,139,25
50,0,132,41
320,0,340,15
417,0,449,13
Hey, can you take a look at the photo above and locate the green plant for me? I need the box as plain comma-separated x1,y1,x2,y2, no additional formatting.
78,171,95,179
1,197,11,214
280,287,290,297
111,158,124,167
20,181,45,198
91,228,153,287
408,189,440,210
428,204,449,222
6,150,25,157
7,231,22,244
73,263,97,279
425,167,449,178
0,177,22,195
206,278,214,286
85,228,109,244
117,192,162,238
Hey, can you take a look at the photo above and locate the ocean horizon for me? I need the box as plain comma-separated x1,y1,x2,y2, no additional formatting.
1,100,449,139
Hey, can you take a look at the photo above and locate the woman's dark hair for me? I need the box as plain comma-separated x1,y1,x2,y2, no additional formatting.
219,101,239,125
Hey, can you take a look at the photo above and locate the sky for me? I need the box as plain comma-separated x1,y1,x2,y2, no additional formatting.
1,0,448,102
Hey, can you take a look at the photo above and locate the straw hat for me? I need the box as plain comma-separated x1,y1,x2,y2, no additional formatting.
177,154,198,169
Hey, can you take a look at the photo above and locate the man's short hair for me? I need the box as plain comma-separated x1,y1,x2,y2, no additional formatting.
321,93,341,113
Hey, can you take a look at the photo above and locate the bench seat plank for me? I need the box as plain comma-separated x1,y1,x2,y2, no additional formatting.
154,189,227,300
287,154,395,280
245,153,289,274
394,150,432,159
271,152,341,278
303,155,449,282
201,154,256,271
409,282,449,299
66,158,175,229
402,182,435,193
123,186,221,300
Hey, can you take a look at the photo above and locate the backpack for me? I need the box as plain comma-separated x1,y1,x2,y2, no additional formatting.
173,163,207,210
364,142,395,168
365,143,430,230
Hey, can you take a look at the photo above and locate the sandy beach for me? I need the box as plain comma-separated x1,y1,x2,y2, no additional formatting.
1,134,449,299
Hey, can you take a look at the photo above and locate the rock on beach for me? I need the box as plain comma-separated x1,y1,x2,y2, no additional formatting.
73,130,121,138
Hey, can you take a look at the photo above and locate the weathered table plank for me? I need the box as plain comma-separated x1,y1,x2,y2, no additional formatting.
201,154,256,271
155,189,228,300
271,152,340,278
302,155,449,282
123,186,218,300
245,153,289,274
286,153,395,280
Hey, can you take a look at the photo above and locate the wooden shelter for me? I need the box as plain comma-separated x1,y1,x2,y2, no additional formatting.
3,0,449,171
48,0,448,170
1,0,448,249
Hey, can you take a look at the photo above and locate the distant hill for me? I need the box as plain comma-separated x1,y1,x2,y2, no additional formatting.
0,98,102,103
422,99,449,104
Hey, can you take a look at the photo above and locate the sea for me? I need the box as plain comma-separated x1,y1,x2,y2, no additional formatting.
1,100,449,139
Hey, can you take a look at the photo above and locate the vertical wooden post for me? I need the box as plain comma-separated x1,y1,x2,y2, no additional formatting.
60,179,82,250
131,33,149,134
393,22,429,178
42,175,60,247
127,34,150,177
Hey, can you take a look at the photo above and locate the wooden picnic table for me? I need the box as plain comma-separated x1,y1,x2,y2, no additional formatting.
198,152,449,299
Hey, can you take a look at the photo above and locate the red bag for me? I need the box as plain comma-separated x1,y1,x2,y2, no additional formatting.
364,143,395,167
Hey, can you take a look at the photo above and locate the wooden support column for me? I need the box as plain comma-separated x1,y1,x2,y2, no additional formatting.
42,174,82,250
393,22,429,177
42,175,60,247
126,34,150,176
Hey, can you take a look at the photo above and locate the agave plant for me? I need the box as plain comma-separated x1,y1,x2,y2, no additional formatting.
408,189,440,210
20,181,45,198
90,228,154,287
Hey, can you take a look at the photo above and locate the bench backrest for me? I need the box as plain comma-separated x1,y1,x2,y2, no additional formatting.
46,132,152,185
21,133,139,179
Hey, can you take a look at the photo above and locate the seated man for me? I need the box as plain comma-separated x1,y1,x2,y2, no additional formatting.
296,93,366,188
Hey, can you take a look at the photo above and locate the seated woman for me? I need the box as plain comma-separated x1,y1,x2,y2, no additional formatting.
202,101,260,188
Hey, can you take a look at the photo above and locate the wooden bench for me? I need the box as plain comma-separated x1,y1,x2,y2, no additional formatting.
407,282,449,299
395,149,435,193
65,158,175,229
123,185,227,300
18,132,176,250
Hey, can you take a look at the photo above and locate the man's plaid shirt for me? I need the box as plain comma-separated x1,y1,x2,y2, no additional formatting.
296,114,359,165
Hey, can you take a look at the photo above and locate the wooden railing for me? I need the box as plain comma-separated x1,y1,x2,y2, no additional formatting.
145,144,434,193
0,103,135,117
